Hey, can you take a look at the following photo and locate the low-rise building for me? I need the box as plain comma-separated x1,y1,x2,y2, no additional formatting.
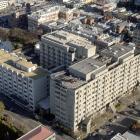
0,0,9,11
17,125,56,140
111,131,140,140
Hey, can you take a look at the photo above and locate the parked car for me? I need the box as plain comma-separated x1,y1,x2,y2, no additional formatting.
92,132,98,136
108,130,114,136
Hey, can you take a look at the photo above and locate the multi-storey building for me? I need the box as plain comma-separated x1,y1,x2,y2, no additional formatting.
28,5,74,32
0,0,9,11
28,5,60,32
50,43,140,132
59,7,73,21
0,50,48,111
40,30,96,69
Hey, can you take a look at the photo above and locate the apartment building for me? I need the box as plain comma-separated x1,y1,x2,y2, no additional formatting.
0,50,48,111
0,0,9,11
28,5,74,32
50,43,140,132
133,23,140,46
59,7,73,21
28,5,60,32
95,34,120,47
40,30,96,69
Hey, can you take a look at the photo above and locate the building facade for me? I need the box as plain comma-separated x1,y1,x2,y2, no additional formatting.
50,43,140,132
28,5,60,32
40,30,96,69
0,0,9,11
0,50,48,111
28,5,74,32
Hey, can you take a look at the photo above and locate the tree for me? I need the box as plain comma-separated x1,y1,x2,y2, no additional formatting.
0,101,5,118
0,28,9,40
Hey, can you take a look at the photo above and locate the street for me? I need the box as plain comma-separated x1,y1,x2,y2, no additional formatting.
0,93,40,131
0,93,75,140
87,89,140,140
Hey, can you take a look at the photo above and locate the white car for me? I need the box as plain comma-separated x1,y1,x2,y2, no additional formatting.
108,130,114,136
92,132,98,136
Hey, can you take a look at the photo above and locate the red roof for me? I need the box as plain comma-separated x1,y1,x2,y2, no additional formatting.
17,125,55,140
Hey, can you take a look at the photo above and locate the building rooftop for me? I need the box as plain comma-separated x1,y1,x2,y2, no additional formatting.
111,132,140,140
68,43,135,81
65,22,106,40
52,71,86,89
111,133,127,140
42,19,67,30
101,43,135,59
123,131,140,140
69,56,106,75
0,50,47,79
97,34,120,45
42,30,95,50
17,125,55,140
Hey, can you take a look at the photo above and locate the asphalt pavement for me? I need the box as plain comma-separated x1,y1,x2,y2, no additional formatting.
0,93,75,140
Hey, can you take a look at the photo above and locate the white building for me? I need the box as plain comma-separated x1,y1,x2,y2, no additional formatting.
50,43,140,132
111,133,128,140
40,30,96,69
0,50,48,111
28,5,74,32
0,0,9,11
28,5,61,32
111,132,140,140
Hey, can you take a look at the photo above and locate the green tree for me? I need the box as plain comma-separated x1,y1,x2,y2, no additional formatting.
0,101,5,118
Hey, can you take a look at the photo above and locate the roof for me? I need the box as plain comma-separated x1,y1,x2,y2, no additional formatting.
111,131,140,140
69,55,107,75
68,43,135,79
101,43,135,59
38,97,50,110
42,30,95,50
111,133,127,140
25,68,48,80
15,59,36,69
0,50,47,79
69,55,111,74
52,71,86,89
17,125,55,140
123,131,140,140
